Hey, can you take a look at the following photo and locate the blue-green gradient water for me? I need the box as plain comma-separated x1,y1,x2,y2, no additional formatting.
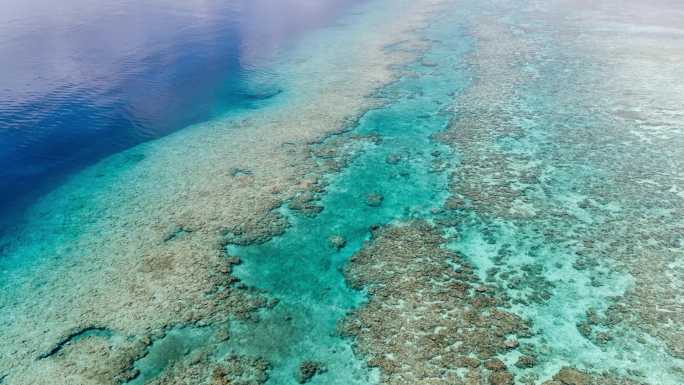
2,0,683,384
0,0,360,220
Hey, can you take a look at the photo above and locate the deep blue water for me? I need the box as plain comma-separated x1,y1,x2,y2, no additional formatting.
0,0,360,220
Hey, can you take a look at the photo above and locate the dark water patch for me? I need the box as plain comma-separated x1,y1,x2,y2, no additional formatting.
230,168,254,177
244,88,284,101
161,225,192,243
38,326,114,360
127,326,216,385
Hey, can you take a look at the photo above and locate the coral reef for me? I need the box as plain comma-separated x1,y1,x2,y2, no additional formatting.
1,0,682,384
147,355,270,385
342,221,528,385
295,361,327,384
365,193,384,207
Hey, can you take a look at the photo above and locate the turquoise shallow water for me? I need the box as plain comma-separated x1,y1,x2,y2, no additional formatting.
129,12,472,384
2,0,684,384
225,28,470,385
440,1,684,382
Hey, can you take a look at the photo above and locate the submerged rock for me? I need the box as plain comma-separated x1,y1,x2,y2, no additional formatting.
328,235,347,250
594,331,612,345
366,193,384,207
444,195,462,210
485,359,507,372
161,224,191,243
214,329,230,342
458,356,481,368
543,367,650,385
385,154,401,164
515,355,536,368
226,256,241,265
504,338,519,349
296,361,326,384
489,371,514,385
289,191,324,217
229,167,253,177
211,368,231,385
551,367,591,385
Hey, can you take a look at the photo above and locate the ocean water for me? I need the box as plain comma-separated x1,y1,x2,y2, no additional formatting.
0,0,360,220
1,0,683,384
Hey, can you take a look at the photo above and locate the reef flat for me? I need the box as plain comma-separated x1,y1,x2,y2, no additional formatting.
1,0,683,384
343,0,684,384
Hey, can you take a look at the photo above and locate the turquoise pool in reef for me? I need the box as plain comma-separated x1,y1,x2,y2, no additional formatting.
1,0,683,384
